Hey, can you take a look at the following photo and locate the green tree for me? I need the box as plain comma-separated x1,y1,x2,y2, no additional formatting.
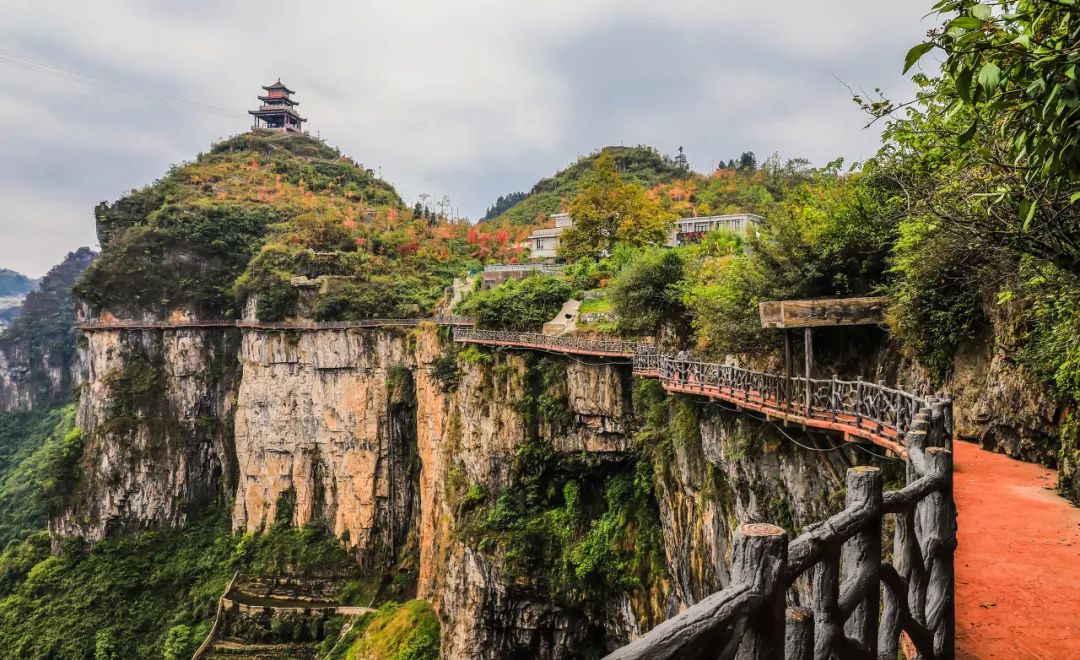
886,0,1080,274
609,248,687,336
457,275,573,331
559,154,674,261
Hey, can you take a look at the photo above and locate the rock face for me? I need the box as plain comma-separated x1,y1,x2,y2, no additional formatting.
231,328,417,568
0,247,96,412
947,327,1059,463
52,326,240,541
56,324,847,655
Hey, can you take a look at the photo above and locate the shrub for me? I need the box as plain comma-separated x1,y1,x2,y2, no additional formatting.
457,275,572,331
609,248,687,336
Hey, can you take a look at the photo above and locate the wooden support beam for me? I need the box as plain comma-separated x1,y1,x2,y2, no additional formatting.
759,297,888,329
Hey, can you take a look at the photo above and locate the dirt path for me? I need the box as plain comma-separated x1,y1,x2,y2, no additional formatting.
954,440,1080,658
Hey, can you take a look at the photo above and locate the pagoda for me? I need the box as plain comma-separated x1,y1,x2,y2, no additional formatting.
249,80,306,133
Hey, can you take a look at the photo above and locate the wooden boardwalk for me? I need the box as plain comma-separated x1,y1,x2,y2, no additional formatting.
454,328,931,457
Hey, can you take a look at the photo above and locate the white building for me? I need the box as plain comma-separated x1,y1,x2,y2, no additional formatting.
667,213,762,246
528,212,573,259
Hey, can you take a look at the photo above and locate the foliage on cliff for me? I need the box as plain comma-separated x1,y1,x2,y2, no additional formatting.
457,275,573,331
326,600,439,660
76,130,483,320
0,404,79,546
0,248,96,408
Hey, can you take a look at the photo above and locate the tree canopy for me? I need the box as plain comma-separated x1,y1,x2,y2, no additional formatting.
559,154,675,261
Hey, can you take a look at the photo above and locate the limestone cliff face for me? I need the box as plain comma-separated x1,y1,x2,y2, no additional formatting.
653,409,844,608
231,328,417,568
52,326,239,541
56,322,846,655
411,329,842,657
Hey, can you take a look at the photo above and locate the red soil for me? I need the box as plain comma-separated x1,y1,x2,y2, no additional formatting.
954,440,1080,658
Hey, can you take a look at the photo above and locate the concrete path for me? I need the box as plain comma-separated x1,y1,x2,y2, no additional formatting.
954,440,1080,658
542,299,580,335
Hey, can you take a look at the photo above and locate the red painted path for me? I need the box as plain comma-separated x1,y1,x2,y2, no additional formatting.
954,440,1080,658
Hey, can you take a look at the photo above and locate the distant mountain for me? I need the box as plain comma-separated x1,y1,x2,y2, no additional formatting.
0,269,38,330
0,247,96,410
0,270,35,298
486,145,690,225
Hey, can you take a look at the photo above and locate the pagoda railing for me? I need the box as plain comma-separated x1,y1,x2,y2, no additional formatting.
605,399,955,659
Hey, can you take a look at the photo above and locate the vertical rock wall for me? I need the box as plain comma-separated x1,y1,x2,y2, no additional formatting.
52,327,240,541
231,328,417,568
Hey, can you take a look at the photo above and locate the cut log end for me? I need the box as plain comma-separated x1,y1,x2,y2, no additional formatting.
740,523,786,537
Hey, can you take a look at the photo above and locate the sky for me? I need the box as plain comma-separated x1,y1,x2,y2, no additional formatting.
0,0,934,276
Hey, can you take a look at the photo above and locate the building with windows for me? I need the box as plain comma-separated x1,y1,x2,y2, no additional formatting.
249,80,307,133
527,212,573,260
667,213,762,245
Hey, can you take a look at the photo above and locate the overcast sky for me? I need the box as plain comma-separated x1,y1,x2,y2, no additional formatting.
0,1,933,276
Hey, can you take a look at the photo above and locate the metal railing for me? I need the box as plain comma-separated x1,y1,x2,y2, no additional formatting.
453,330,930,453
482,264,565,274
606,400,955,659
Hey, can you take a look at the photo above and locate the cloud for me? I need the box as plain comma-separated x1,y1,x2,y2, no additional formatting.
0,0,933,274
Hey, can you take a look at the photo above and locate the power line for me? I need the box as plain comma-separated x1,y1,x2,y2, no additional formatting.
0,46,241,119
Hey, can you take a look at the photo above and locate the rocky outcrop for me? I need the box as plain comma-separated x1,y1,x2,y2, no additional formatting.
55,322,851,654
52,326,240,541
946,327,1059,463
0,247,95,412
231,328,417,568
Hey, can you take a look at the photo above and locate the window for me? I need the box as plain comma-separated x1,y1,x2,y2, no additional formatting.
695,222,707,233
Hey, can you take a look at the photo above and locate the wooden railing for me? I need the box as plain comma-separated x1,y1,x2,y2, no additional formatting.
605,401,955,659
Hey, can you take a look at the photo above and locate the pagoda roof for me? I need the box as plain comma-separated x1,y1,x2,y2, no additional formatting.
249,107,307,122
258,94,299,105
262,80,295,94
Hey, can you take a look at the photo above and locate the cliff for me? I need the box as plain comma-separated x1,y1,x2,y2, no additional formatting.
0,248,95,412
52,320,850,655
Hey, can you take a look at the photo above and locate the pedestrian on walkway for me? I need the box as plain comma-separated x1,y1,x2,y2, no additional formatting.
676,348,688,384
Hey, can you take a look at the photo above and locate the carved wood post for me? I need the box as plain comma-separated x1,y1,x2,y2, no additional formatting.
843,466,882,654
925,447,955,659
732,523,787,660
812,546,841,659
785,607,814,660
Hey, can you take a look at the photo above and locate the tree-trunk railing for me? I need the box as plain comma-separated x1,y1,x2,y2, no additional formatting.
605,400,955,659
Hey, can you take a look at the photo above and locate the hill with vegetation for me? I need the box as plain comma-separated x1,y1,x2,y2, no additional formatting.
486,145,691,226
77,129,484,321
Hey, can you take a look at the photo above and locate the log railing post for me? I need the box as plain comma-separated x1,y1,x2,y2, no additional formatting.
924,447,955,658
731,523,787,660
812,545,841,658
842,466,883,654
784,607,814,660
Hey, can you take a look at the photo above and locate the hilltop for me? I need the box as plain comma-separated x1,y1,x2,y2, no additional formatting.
486,145,690,226
77,129,481,321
